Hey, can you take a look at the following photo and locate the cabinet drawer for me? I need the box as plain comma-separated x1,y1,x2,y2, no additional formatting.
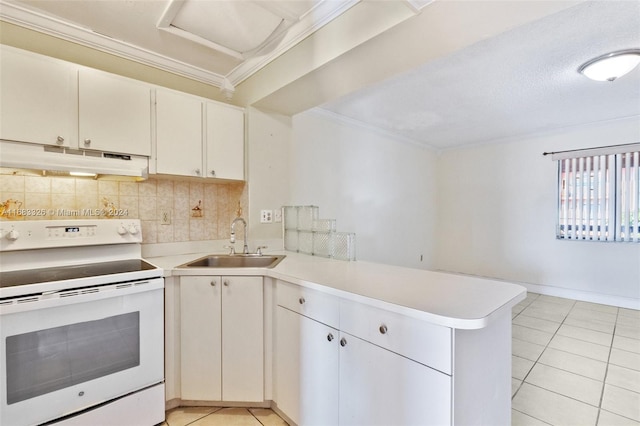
340,300,452,374
276,280,339,329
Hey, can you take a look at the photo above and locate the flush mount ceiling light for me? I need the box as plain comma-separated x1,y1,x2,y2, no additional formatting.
578,49,640,81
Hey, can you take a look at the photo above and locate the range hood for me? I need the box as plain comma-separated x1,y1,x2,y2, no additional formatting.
0,141,149,180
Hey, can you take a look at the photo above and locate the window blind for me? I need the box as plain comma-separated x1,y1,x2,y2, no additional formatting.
555,145,639,242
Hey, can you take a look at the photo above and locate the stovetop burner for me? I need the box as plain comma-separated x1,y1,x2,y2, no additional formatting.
0,259,157,289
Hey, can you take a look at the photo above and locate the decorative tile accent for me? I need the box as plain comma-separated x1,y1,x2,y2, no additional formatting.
0,173,246,244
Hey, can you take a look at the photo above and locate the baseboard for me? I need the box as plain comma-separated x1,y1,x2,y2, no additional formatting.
520,282,640,310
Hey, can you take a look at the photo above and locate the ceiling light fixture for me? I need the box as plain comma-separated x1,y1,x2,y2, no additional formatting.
578,49,640,82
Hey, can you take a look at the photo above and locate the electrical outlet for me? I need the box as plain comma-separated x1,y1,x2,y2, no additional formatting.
160,210,172,225
260,209,273,223
274,208,282,223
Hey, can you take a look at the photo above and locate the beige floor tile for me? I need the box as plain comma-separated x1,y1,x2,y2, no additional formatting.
166,407,221,426
538,347,607,381
614,335,640,354
548,335,611,362
607,364,640,393
565,316,616,334
513,324,555,346
513,355,535,380
617,315,640,328
191,408,262,426
514,303,527,314
513,315,562,334
568,308,618,324
619,308,640,319
512,383,599,426
513,378,523,397
598,409,640,426
557,324,613,347
512,409,552,425
574,300,618,314
513,338,546,361
521,305,571,323
616,324,640,341
610,348,640,371
249,408,289,426
601,384,640,422
525,363,603,406
537,295,576,307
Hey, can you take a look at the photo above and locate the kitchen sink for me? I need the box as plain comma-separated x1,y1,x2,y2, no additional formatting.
179,254,286,269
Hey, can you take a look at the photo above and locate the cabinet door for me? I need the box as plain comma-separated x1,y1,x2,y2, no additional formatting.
276,306,339,426
0,46,77,147
221,276,263,402
78,69,151,156
156,89,203,177
180,276,222,401
205,102,244,180
339,332,451,426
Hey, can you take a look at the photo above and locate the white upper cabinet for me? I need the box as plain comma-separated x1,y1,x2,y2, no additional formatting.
0,45,77,148
206,102,244,181
78,68,151,156
156,89,203,177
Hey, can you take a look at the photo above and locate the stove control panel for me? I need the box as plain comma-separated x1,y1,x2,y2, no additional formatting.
0,219,143,251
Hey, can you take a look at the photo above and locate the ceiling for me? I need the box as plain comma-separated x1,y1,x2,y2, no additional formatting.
0,1,638,150
1,0,433,98
320,0,640,149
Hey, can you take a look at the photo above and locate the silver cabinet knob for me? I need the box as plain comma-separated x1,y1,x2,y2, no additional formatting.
340,337,347,347
379,324,388,334
210,170,216,176
299,297,305,305
195,169,201,176
327,333,334,342
210,280,216,287
83,139,91,146
56,136,64,144
223,280,229,286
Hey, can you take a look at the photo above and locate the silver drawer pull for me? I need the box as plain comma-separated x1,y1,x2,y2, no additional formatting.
224,280,229,286
340,337,347,347
327,333,334,342
379,324,388,334
210,281,216,287
299,297,305,305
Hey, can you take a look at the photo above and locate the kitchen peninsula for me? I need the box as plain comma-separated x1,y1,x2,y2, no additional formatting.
150,250,526,426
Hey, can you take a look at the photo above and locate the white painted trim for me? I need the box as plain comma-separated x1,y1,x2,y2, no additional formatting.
519,281,640,310
225,0,361,85
0,1,227,87
0,0,361,91
311,108,437,151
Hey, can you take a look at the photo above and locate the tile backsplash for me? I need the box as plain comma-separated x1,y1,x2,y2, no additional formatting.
0,173,247,244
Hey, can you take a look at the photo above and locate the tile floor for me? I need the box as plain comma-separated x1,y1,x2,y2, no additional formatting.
163,293,640,426
162,407,288,426
512,293,640,426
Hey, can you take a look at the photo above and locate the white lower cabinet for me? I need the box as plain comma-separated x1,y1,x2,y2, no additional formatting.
275,280,452,426
180,276,263,402
338,332,451,426
276,306,339,426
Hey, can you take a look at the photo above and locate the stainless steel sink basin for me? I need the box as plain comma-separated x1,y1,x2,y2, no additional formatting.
179,254,286,269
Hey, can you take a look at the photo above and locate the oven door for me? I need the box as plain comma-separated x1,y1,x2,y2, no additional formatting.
0,278,164,426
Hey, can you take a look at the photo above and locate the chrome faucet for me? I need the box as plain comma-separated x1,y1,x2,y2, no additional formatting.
230,217,249,254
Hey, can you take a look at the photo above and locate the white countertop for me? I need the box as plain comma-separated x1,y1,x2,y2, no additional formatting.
147,251,526,330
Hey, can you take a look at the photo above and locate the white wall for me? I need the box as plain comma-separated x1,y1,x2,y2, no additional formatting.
247,107,292,243
289,109,438,269
436,117,640,307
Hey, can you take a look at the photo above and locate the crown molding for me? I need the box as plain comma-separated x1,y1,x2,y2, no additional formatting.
0,0,361,95
0,1,227,87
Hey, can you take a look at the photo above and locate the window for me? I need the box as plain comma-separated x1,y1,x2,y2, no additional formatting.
554,144,639,242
